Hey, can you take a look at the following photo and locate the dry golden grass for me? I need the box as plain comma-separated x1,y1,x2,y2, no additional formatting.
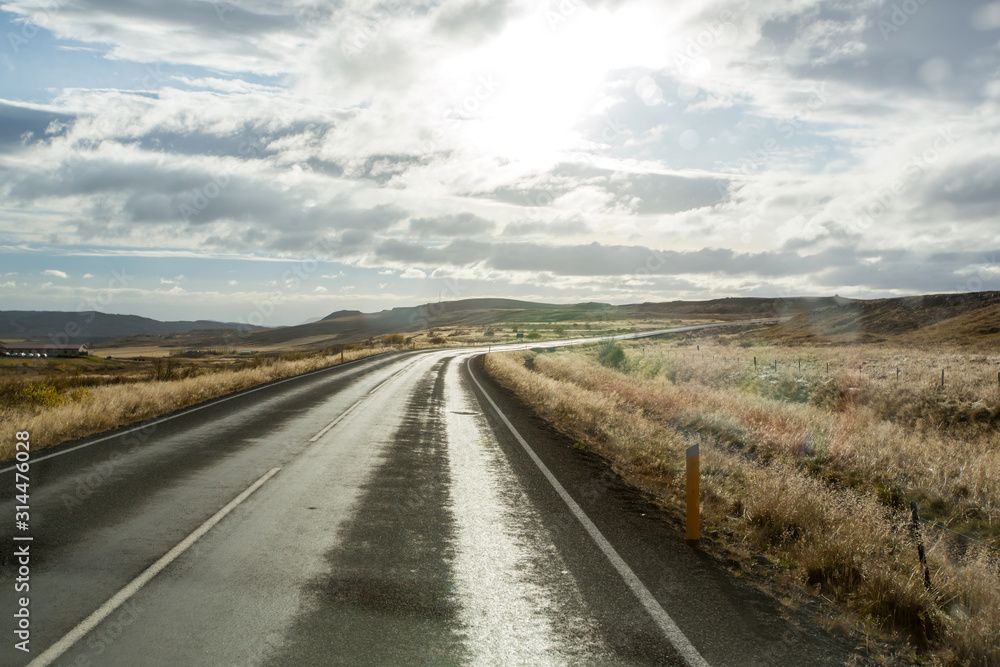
0,346,395,460
485,340,1000,664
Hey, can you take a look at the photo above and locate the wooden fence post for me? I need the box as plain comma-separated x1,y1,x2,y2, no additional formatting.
686,445,700,545
910,502,932,589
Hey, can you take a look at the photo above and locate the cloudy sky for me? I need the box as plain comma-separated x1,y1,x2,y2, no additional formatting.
1,0,998,325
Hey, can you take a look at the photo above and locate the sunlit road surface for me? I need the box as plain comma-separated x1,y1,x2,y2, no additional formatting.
0,321,854,666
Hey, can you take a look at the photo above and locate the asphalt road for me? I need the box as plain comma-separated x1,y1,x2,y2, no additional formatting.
0,323,857,666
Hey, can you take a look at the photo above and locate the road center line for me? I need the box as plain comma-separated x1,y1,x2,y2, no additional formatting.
466,358,711,667
27,466,282,667
367,362,414,395
309,399,363,442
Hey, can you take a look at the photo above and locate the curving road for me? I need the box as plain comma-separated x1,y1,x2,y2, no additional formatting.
0,322,856,666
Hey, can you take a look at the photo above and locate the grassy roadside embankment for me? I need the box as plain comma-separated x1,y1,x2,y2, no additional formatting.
484,339,1000,665
0,346,401,461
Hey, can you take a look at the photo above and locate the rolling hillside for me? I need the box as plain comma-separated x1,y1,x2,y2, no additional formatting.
210,296,841,348
62,291,1000,352
0,311,264,344
758,291,1000,345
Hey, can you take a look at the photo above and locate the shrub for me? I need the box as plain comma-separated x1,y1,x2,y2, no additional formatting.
527,331,542,340
0,380,65,409
383,333,407,346
149,358,176,381
598,342,627,370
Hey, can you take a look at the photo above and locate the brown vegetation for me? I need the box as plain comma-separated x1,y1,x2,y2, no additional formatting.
484,338,1000,664
0,347,397,460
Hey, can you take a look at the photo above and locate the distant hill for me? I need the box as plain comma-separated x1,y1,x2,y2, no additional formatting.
0,311,264,344
621,296,853,321
33,292,995,352
236,296,839,348
758,292,1000,345
242,298,614,347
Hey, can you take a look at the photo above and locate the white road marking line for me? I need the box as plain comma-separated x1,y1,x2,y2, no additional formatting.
466,358,711,667
27,466,282,667
367,362,414,395
0,351,399,474
309,399,363,442
312,359,422,441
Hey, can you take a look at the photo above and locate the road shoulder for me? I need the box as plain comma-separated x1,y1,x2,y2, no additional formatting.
466,353,866,667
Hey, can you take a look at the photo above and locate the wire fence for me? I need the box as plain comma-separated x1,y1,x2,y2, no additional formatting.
921,516,999,553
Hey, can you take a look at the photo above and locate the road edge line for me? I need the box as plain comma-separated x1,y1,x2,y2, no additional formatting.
27,466,282,667
465,357,710,667
0,351,401,474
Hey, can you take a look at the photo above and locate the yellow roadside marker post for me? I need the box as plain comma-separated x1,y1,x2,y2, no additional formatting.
686,444,700,545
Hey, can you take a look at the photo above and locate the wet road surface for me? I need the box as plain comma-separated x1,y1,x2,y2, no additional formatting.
0,326,857,666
